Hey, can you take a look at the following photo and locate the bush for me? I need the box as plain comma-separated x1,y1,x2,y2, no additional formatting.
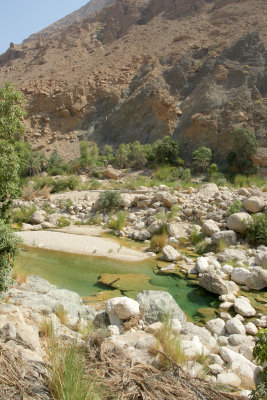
227,128,258,175
97,191,123,212
250,329,267,400
52,176,80,193
109,211,127,231
154,136,180,165
0,220,20,293
150,233,168,253
246,211,267,245
192,147,212,173
227,200,243,216
58,216,70,228
12,205,37,225
190,226,205,245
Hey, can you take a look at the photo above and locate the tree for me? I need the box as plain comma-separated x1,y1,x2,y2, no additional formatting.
154,136,180,165
80,141,99,168
0,220,20,293
116,143,130,169
0,82,26,142
0,139,20,209
227,128,258,175
250,329,267,400
192,147,212,172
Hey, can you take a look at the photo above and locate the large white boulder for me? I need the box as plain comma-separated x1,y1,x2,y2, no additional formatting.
234,297,256,317
225,317,246,335
227,212,252,234
181,335,209,360
206,318,226,336
106,297,140,325
30,210,46,225
211,230,237,245
203,220,220,236
199,272,239,295
162,245,181,261
231,268,251,285
245,267,267,290
220,346,260,387
217,372,241,388
243,196,265,213
195,257,210,273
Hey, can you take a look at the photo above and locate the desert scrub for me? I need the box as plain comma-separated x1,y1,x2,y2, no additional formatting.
108,211,127,231
154,320,186,368
49,338,102,400
97,190,123,212
227,200,242,216
54,305,69,326
150,233,168,253
52,176,80,193
58,216,70,228
12,204,37,225
246,211,267,245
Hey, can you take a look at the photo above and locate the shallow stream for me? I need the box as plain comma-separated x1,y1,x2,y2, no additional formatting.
14,247,219,321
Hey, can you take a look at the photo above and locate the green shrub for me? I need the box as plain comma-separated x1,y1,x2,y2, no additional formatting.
0,220,20,293
208,163,218,176
227,128,258,175
190,226,205,245
12,205,37,224
97,191,123,212
250,329,267,400
58,216,70,228
227,200,243,216
192,147,212,172
108,211,127,231
52,176,79,193
246,211,267,245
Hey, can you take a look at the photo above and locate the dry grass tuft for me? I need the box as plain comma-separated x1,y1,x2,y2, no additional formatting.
54,305,69,326
12,271,28,285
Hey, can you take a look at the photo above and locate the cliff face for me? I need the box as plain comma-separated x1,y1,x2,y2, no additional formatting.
0,0,266,162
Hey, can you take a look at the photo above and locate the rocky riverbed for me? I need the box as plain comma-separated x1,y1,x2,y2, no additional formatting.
6,181,267,396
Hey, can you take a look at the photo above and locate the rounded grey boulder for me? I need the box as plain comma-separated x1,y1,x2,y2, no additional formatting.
136,290,186,324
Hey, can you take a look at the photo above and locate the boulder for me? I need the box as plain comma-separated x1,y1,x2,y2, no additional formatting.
106,297,140,325
234,297,256,317
162,193,178,208
136,290,186,324
203,219,220,236
217,248,247,263
227,212,252,234
167,223,188,239
243,196,265,213
211,230,237,246
16,324,43,355
47,213,61,225
231,268,251,285
245,322,258,336
21,223,33,231
195,257,210,273
181,322,217,351
206,318,226,336
198,183,219,195
199,272,239,295
181,335,209,360
162,245,181,261
102,167,121,180
217,372,241,388
245,266,267,290
225,317,246,335
30,210,46,225
220,346,260,387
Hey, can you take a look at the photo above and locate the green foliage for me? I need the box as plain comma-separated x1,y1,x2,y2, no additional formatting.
52,176,80,193
250,329,267,400
227,200,243,216
0,139,20,203
246,211,267,245
227,128,258,175
15,141,47,177
97,191,123,212
190,226,205,245
154,136,180,165
208,163,218,176
80,141,100,168
47,150,69,175
192,147,212,172
12,205,37,225
0,82,26,142
58,216,70,228
233,174,267,189
0,220,20,293
108,211,127,231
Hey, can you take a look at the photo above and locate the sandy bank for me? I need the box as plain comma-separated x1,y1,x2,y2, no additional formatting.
16,230,149,261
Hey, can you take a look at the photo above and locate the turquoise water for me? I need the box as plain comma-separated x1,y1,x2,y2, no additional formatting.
14,247,219,320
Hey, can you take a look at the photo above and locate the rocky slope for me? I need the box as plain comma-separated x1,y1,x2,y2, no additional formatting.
0,0,266,164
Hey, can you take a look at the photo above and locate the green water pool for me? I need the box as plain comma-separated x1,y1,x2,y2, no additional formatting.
14,247,219,321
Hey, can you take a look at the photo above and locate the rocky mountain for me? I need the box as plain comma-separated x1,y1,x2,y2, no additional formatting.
25,0,116,42
0,0,266,166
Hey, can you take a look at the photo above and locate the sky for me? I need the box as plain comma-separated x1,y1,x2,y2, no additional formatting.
0,0,88,55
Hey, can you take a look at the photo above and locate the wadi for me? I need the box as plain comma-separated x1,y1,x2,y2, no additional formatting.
0,1,266,400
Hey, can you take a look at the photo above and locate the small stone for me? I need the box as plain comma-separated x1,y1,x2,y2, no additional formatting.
162,245,181,262
245,322,258,336
234,297,256,317
225,317,246,335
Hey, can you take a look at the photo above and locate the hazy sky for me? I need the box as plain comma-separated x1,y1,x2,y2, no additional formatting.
0,0,88,55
